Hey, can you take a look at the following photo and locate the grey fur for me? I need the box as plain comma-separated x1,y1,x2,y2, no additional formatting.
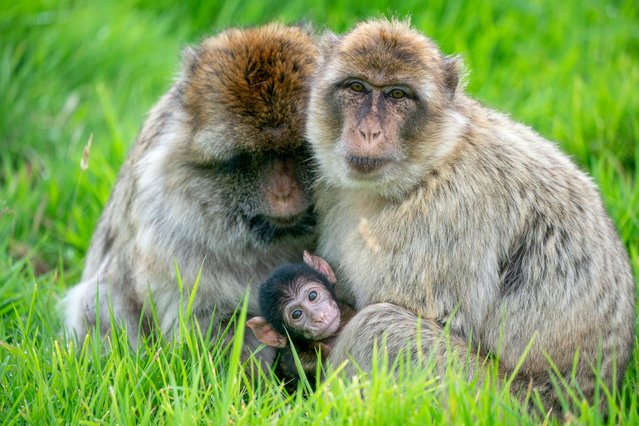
307,19,634,412
62,24,319,364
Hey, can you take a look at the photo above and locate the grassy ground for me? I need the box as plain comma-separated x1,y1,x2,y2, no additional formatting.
1,0,638,423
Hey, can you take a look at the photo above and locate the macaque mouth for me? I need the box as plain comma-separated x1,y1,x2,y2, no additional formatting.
345,155,392,174
319,312,341,338
244,206,316,244
267,213,304,226
307,315,341,341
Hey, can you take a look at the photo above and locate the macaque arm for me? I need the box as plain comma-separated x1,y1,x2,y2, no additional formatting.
317,342,332,360
246,316,288,348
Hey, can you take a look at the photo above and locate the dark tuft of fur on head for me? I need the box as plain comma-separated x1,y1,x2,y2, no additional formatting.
258,262,334,338
184,23,318,153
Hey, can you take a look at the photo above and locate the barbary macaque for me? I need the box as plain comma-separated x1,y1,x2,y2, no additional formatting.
62,24,319,365
306,19,635,412
247,251,355,389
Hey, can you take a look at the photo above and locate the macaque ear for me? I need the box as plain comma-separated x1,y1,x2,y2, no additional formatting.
246,317,288,348
180,46,200,78
292,20,314,36
303,250,337,285
442,55,464,98
318,31,340,58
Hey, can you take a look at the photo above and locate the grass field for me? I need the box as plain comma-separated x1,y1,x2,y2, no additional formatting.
1,0,638,423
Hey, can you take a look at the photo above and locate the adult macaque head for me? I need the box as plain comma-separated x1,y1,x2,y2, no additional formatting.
307,20,461,199
182,25,319,243
247,251,340,348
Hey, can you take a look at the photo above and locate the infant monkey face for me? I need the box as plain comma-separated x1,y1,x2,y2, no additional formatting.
284,282,341,340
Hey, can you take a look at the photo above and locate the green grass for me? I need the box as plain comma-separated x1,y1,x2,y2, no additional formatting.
1,0,638,423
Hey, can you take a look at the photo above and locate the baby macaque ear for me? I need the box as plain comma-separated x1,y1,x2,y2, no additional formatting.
303,250,337,285
246,317,288,348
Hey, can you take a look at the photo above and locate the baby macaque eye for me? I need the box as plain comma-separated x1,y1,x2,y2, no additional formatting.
291,309,303,320
308,290,317,301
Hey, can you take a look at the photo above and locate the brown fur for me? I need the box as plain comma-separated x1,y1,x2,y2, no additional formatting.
62,24,319,367
307,19,635,413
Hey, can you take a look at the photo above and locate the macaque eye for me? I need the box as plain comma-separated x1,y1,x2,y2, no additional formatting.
308,290,317,301
291,309,303,320
388,88,407,99
349,81,366,93
220,152,252,174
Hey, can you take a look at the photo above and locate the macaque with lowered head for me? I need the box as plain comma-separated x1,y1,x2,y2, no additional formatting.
247,251,354,389
62,24,319,367
306,19,635,413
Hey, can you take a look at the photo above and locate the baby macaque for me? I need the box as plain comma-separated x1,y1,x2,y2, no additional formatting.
247,251,354,389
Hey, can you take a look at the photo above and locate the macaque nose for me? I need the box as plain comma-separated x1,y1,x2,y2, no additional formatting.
312,310,325,323
358,127,382,144
357,112,383,147
264,158,307,221
268,159,296,199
